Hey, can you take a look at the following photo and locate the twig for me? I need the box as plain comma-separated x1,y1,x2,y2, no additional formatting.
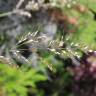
15,0,25,9
0,9,31,18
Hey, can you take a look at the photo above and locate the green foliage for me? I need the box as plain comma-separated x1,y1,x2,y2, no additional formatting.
70,21,96,50
0,64,46,96
79,0,96,12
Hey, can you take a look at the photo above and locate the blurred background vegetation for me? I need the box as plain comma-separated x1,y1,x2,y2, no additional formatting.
0,0,96,96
